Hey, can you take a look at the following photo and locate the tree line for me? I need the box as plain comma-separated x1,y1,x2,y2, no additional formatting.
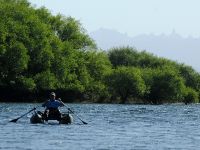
0,0,200,104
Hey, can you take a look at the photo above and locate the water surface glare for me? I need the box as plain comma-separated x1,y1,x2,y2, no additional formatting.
1,103,200,150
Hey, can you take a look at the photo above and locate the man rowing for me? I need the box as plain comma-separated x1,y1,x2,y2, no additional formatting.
42,92,65,122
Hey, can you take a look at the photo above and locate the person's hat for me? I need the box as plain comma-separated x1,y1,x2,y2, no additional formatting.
50,92,56,96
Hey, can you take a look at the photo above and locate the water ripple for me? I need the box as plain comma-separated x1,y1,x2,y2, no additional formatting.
1,103,200,149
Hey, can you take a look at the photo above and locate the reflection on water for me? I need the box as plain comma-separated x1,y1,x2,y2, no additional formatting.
1,103,200,150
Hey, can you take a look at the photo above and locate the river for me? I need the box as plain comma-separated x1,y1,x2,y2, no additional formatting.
0,103,200,150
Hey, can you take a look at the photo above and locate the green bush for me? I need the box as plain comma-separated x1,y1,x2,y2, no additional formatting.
183,87,199,104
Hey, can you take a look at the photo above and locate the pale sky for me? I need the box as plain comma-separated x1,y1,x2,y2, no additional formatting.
29,0,200,38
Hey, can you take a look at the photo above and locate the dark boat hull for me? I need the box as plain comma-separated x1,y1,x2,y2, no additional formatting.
30,111,73,124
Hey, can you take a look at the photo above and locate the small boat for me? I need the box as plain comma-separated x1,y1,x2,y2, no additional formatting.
30,111,73,124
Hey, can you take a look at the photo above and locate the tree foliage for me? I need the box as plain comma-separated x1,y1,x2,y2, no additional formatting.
146,67,186,104
108,47,200,104
0,0,200,104
106,67,146,103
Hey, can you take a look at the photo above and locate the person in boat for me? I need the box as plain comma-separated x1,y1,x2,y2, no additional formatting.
42,92,65,121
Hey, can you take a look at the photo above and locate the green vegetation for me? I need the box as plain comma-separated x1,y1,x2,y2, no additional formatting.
0,0,200,104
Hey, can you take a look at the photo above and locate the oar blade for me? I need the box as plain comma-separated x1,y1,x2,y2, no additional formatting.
10,118,19,122
82,121,88,124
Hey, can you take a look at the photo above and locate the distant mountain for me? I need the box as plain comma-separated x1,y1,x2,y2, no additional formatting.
90,28,200,72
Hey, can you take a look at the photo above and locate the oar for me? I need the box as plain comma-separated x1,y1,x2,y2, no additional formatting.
58,98,88,125
67,107,88,125
10,107,36,123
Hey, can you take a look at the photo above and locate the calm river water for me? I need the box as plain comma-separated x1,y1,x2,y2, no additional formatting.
1,103,200,150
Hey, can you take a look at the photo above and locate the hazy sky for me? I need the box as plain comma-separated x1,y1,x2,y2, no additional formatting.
29,0,200,38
